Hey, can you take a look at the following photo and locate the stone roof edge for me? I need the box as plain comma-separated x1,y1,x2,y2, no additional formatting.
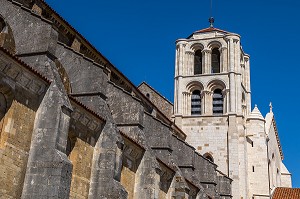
0,46,51,84
69,96,106,123
271,116,284,160
144,111,173,130
186,27,232,39
119,130,146,150
216,169,232,181
138,81,173,105
57,42,109,74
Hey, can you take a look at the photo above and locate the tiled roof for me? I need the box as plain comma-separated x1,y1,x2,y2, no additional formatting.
194,27,229,34
272,187,300,199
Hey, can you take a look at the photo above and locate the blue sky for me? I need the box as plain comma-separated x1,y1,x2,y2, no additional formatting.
46,0,300,187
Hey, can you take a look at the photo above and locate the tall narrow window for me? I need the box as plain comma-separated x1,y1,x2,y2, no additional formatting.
191,90,201,115
213,89,223,115
211,48,220,73
194,50,202,74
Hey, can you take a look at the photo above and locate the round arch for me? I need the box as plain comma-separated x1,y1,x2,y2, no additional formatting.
190,43,204,52
206,79,227,92
207,40,222,50
186,80,204,93
203,152,214,163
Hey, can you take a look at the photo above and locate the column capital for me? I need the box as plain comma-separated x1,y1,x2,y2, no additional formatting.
202,90,213,96
222,89,230,95
220,46,228,51
202,49,212,54
185,51,195,55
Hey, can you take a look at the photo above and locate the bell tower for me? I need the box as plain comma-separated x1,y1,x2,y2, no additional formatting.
173,21,251,198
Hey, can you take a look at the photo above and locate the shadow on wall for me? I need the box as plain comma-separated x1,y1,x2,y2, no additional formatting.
0,15,16,54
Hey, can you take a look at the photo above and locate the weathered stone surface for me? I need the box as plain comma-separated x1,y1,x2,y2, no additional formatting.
0,0,234,198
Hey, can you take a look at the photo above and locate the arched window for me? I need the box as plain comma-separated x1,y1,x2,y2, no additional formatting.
194,50,202,74
213,89,223,115
211,48,220,73
191,90,201,115
203,153,214,163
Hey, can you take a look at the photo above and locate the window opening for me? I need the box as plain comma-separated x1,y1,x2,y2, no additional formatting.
0,18,5,33
191,90,201,115
213,89,223,115
211,48,220,73
203,153,214,163
194,50,202,74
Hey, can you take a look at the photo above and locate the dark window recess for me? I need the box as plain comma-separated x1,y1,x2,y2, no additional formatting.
194,50,202,74
213,89,223,115
0,18,5,32
204,153,214,162
191,90,201,115
146,93,150,98
252,166,255,172
211,48,220,73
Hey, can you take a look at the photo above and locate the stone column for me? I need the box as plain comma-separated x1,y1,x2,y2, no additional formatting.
177,41,186,76
202,49,212,74
201,50,205,74
182,91,191,115
228,38,236,113
244,55,251,115
201,90,206,115
220,46,228,72
203,90,213,115
21,82,73,199
222,89,230,114
182,92,187,115
185,51,194,75
234,38,242,114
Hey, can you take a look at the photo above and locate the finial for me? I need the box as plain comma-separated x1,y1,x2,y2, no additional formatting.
269,102,273,113
209,17,215,27
255,104,257,108
209,0,214,27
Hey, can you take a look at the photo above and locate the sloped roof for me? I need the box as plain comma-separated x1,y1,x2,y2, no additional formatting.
194,27,229,34
265,109,284,160
138,81,173,105
247,105,265,121
280,162,291,175
272,187,300,199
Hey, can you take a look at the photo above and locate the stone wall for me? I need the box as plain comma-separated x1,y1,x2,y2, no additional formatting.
0,100,36,199
138,82,173,119
0,0,232,198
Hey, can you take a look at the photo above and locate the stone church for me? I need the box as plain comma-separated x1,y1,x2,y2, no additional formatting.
0,0,292,199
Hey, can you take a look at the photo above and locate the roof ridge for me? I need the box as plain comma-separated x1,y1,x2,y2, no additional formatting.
138,81,173,105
